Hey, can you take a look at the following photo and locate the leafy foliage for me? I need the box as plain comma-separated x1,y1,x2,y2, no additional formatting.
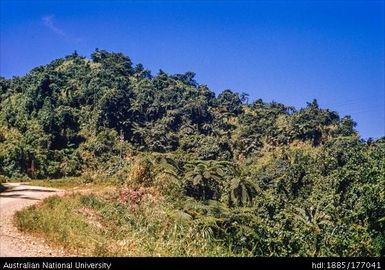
2,50,384,256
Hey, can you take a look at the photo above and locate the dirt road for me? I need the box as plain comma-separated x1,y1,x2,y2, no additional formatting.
0,183,67,257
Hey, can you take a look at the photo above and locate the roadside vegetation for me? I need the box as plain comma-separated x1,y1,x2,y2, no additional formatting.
28,176,112,190
16,191,234,256
1,50,384,256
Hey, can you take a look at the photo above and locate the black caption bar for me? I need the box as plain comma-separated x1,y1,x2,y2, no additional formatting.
0,257,384,270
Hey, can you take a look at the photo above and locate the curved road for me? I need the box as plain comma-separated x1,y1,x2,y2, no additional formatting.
0,183,66,257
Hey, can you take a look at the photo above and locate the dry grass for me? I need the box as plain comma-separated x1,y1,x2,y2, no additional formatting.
15,187,234,257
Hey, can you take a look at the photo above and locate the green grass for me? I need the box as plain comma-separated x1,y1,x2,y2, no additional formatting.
28,176,114,191
15,188,235,256
28,178,83,189
16,194,101,255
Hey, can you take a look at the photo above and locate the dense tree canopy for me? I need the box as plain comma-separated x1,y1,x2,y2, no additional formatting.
0,50,384,256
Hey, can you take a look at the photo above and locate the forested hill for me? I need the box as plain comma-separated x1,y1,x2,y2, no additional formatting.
1,50,384,256
0,49,359,178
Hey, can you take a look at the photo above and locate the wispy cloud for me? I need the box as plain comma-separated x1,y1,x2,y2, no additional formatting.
42,15,65,36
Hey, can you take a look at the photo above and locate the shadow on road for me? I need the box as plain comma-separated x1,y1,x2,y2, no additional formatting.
0,184,8,193
0,193,40,200
4,188,56,193
0,186,56,201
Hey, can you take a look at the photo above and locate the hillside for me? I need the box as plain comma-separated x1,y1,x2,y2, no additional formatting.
0,50,384,256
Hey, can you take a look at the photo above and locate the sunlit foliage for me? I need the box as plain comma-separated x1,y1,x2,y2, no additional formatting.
1,50,384,256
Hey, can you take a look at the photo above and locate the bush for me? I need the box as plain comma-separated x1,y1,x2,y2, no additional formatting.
126,156,154,187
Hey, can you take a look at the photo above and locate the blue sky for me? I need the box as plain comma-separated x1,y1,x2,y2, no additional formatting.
1,0,384,139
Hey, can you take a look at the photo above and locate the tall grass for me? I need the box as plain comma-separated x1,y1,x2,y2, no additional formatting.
15,190,234,256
